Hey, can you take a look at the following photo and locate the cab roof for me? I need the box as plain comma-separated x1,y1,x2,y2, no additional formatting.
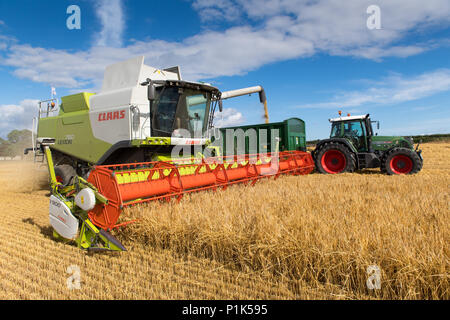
329,114,370,122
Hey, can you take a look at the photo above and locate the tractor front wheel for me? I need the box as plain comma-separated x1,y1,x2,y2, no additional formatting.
382,148,422,175
314,142,356,174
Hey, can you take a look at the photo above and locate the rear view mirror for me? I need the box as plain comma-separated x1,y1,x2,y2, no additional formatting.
371,120,380,131
147,82,156,101
219,100,223,112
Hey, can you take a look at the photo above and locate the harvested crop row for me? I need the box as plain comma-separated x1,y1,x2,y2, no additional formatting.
1,163,334,299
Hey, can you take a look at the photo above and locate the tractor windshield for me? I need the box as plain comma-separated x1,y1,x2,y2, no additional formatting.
330,122,342,138
152,86,211,137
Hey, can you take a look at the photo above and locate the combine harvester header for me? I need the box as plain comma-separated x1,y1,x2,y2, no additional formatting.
27,56,315,251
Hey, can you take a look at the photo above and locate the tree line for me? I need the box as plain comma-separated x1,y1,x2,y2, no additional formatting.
0,129,32,158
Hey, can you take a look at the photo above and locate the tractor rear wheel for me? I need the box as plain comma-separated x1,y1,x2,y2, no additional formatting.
382,148,422,175
314,142,356,174
54,165,77,186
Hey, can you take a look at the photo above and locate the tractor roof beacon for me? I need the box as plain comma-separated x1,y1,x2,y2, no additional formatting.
312,113,423,175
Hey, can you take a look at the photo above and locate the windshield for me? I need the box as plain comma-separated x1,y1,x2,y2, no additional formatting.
330,122,341,138
186,94,208,136
344,121,364,138
152,86,211,137
153,86,180,135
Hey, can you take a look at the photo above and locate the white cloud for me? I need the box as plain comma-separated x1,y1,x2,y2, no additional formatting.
193,0,450,57
213,108,244,127
0,34,16,52
382,117,450,136
1,25,315,88
94,0,124,47
192,0,242,22
0,0,449,90
0,99,39,137
296,69,450,109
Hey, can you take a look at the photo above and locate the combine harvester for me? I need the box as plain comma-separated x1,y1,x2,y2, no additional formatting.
26,57,314,251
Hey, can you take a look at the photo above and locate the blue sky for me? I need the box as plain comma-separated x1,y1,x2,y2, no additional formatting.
0,0,449,139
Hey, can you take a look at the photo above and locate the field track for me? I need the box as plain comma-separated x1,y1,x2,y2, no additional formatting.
0,142,448,299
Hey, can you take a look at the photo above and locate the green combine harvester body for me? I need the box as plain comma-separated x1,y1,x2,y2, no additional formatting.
33,57,278,177
38,92,113,164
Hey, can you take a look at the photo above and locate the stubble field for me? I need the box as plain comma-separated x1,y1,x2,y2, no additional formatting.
0,142,448,299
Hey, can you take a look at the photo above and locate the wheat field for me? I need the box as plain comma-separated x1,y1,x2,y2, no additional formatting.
0,142,448,299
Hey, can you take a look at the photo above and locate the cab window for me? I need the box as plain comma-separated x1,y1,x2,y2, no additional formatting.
330,122,342,137
344,121,364,137
186,93,209,136
344,121,366,151
153,87,180,135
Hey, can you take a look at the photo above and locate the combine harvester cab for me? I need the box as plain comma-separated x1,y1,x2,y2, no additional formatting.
27,56,315,252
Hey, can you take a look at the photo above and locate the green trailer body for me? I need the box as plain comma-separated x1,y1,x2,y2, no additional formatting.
219,117,307,155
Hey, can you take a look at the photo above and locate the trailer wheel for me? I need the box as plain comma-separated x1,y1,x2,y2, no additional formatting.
382,148,422,175
314,142,356,174
54,165,76,186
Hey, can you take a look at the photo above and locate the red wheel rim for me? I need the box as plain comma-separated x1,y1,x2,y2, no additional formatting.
390,155,413,174
321,150,346,174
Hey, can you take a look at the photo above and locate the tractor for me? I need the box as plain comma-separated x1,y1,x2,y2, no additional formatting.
312,112,423,175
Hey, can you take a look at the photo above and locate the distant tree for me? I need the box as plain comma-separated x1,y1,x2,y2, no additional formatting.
7,129,31,144
0,129,33,158
0,138,11,157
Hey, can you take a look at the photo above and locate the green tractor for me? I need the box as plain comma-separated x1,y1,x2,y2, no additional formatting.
312,113,423,175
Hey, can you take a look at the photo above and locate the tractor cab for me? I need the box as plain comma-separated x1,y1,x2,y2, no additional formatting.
313,112,423,175
329,114,373,152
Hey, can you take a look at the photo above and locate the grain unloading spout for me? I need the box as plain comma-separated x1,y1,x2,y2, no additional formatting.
220,86,269,123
